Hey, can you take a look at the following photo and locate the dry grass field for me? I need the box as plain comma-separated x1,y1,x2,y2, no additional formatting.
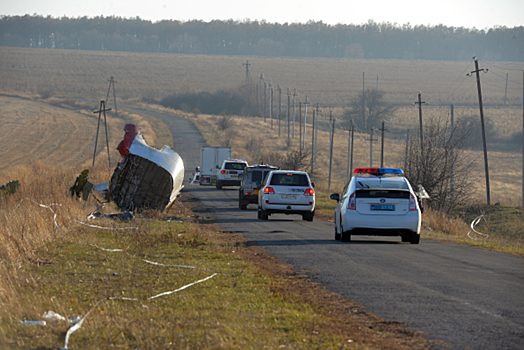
0,95,169,180
0,46,522,203
1,47,523,107
0,47,522,348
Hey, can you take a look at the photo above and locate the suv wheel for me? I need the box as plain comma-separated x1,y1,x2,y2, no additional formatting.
259,208,269,220
302,213,314,222
239,204,247,210
410,233,420,244
216,181,222,189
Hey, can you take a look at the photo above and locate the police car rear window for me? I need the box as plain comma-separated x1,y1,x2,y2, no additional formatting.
356,180,409,190
270,173,309,186
225,163,246,170
356,190,410,198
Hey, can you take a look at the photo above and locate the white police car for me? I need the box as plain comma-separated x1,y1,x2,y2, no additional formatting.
216,159,248,189
330,168,421,244
258,170,315,221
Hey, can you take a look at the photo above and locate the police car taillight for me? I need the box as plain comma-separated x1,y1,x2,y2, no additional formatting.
304,188,314,195
410,194,418,211
347,193,356,210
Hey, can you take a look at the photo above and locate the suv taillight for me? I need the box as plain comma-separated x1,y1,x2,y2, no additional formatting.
304,188,314,195
347,193,356,210
410,194,418,211
221,170,228,174
264,187,274,194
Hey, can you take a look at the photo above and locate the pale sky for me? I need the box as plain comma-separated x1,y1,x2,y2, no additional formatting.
1,0,523,29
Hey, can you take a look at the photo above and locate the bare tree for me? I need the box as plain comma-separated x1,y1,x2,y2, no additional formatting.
344,89,396,130
403,115,477,212
259,148,311,172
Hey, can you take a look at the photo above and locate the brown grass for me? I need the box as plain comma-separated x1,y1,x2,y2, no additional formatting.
1,47,523,107
0,163,433,350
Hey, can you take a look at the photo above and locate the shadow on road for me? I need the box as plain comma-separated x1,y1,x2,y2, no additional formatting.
251,239,402,246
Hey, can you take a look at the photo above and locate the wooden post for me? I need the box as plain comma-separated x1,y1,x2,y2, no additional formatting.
471,58,491,205
328,112,335,190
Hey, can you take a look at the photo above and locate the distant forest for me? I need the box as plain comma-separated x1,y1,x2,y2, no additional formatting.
1,15,523,62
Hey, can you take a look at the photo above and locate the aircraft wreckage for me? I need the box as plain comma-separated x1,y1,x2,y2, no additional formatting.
109,124,185,211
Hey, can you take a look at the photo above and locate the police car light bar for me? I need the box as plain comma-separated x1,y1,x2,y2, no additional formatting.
353,167,404,175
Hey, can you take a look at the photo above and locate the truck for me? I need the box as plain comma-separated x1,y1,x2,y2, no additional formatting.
199,146,231,185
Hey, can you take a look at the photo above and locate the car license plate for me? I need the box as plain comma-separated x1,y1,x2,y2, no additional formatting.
281,194,296,199
371,204,395,211
232,175,238,178
254,189,259,195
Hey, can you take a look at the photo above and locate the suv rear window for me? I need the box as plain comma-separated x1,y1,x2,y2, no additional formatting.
252,170,273,183
225,163,246,170
270,173,309,186
252,170,263,182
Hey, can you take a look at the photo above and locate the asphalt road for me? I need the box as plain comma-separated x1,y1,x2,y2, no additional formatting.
135,108,524,350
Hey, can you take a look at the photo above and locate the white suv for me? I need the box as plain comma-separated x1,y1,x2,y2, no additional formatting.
216,159,248,189
257,170,315,221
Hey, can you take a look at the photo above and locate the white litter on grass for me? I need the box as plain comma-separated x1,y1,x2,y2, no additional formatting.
89,244,212,271
64,273,217,348
43,310,66,322
30,200,66,236
467,215,489,240
73,218,138,230
26,200,217,348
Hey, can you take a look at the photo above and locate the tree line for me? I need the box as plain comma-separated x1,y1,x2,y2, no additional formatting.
1,15,522,62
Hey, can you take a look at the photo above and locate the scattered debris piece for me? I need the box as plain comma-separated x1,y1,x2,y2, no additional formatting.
43,310,66,322
0,180,19,198
92,182,110,201
110,125,185,212
69,316,82,324
21,320,47,326
88,210,134,221
69,169,93,201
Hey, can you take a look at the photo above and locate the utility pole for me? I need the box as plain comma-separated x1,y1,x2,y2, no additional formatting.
404,129,410,172
299,102,303,150
504,73,508,106
328,111,335,190
468,57,491,205
287,88,291,145
315,103,319,161
370,128,374,167
263,79,267,122
413,92,426,157
379,121,388,168
292,89,296,138
450,105,454,202
311,109,316,178
346,123,352,183
92,100,112,168
278,85,281,137
269,84,273,130
350,120,354,179
362,72,365,128
243,60,251,84
303,97,310,149
106,76,118,121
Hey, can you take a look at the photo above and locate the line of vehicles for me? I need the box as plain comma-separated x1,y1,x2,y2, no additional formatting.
189,147,423,244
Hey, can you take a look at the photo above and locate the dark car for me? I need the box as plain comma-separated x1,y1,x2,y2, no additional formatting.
239,164,279,210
